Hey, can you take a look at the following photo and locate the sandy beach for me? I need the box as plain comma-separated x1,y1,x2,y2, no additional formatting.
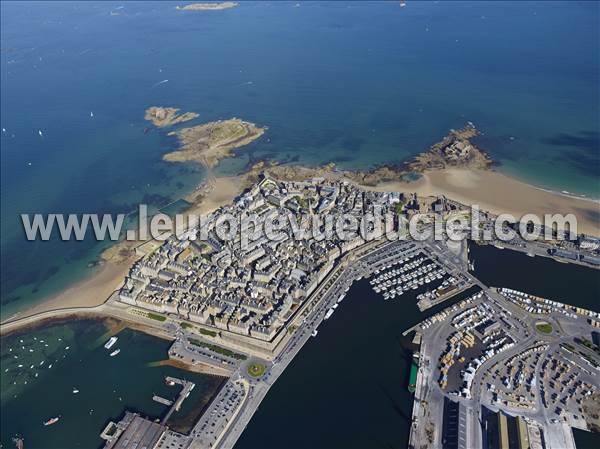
1,262,129,324
2,166,598,329
0,176,246,326
374,168,600,236
186,175,247,215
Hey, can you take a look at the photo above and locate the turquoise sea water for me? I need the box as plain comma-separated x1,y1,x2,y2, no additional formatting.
1,1,599,315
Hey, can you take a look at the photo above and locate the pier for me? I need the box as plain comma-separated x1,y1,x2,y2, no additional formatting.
153,395,173,406
161,376,196,424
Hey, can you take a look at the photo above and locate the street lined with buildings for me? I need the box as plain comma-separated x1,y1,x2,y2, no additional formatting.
3,175,598,449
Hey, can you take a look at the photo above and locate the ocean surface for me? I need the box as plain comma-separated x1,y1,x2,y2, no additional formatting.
235,244,600,449
1,0,599,318
0,319,224,448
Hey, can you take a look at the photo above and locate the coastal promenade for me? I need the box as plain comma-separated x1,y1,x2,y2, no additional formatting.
0,295,174,340
1,239,423,449
2,232,596,449
0,237,481,448
1,304,105,335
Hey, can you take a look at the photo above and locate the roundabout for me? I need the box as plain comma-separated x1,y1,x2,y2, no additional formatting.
535,321,553,335
246,362,267,378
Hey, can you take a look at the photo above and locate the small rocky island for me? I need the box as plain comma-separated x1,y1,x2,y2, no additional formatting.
342,123,492,186
176,2,238,11
165,118,266,167
144,107,199,127
408,123,492,171
144,106,266,168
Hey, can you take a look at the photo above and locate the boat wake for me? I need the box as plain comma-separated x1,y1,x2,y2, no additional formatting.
152,79,169,88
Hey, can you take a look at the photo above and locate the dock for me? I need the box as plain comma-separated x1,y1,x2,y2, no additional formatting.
416,283,472,312
153,395,173,406
161,376,195,424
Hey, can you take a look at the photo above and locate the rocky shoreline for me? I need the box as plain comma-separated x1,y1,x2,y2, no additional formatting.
145,107,489,188
407,122,492,172
100,119,599,267
144,107,266,168
144,107,199,127
165,118,266,167
233,123,492,187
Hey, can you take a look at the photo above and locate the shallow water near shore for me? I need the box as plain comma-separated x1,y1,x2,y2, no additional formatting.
0,319,223,448
1,0,599,318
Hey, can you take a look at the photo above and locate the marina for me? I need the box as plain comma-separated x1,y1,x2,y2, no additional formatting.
468,243,600,313
160,377,196,425
0,2,599,448
236,246,600,449
0,322,223,449
236,277,481,449
369,253,449,299
368,250,470,307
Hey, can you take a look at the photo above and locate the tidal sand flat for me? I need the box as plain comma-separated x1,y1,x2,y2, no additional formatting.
183,175,247,214
3,120,596,331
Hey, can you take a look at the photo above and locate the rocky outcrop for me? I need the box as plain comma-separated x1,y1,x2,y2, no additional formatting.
144,107,199,127
408,123,492,172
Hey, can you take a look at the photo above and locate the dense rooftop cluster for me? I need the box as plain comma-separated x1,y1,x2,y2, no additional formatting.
118,177,403,342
